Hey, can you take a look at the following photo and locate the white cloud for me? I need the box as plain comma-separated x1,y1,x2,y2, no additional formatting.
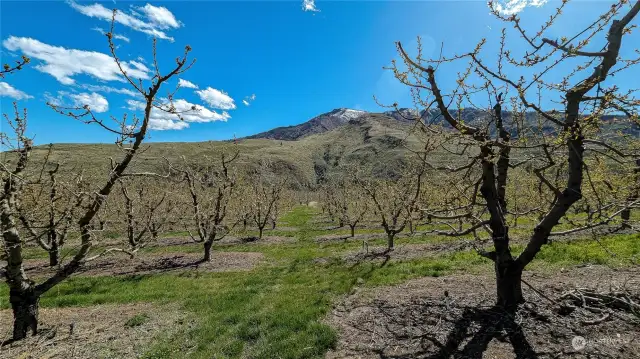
69,1,181,42
92,27,130,42
3,36,150,85
126,98,230,130
242,93,256,106
493,0,547,16
114,33,130,42
138,3,182,29
79,84,138,97
149,118,190,130
302,0,320,12
0,82,33,100
69,92,109,112
129,61,149,72
47,91,109,113
125,99,144,110
178,78,198,89
195,87,236,110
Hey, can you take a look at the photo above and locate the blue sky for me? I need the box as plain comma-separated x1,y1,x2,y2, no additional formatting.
1,0,637,144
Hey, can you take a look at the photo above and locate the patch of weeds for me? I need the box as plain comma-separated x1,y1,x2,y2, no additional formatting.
125,313,151,328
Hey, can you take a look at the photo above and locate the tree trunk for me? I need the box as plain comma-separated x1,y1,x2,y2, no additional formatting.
48,244,59,267
203,240,213,262
243,219,247,231
495,261,524,313
621,209,631,228
350,224,355,238
271,219,276,230
10,287,40,340
46,230,60,267
258,227,264,239
387,233,395,250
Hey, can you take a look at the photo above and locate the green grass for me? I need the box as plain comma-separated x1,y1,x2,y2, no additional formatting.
125,313,151,328
2,206,638,358
526,232,640,270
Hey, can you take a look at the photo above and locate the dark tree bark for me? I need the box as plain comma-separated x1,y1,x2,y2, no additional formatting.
387,232,395,250
203,240,213,262
9,286,39,340
48,240,60,267
495,260,524,312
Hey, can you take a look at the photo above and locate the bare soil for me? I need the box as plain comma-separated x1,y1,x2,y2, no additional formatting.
13,251,264,279
0,303,190,359
315,233,384,243
218,235,297,245
326,265,640,358
152,234,296,248
315,231,439,244
342,241,473,262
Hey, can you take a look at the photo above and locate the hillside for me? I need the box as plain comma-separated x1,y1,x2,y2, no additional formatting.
11,107,635,189
15,110,424,188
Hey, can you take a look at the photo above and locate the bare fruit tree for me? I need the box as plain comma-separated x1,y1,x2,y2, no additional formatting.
236,184,254,232
16,153,85,267
321,183,342,226
249,161,287,240
0,9,195,341
326,170,369,237
391,0,640,311
355,148,430,249
180,148,239,261
116,177,177,252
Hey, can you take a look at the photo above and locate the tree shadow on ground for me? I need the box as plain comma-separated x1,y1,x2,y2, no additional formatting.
422,306,538,359
369,304,543,359
341,297,551,359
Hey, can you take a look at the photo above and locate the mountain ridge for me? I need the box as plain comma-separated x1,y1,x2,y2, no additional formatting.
245,107,638,141
244,108,368,141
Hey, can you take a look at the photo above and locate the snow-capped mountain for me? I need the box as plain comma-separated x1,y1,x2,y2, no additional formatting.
246,108,368,141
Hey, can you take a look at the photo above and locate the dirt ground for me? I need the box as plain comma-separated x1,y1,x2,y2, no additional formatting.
314,231,446,244
326,265,640,359
315,233,384,243
0,303,190,358
8,251,265,280
341,241,474,263
152,234,296,248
